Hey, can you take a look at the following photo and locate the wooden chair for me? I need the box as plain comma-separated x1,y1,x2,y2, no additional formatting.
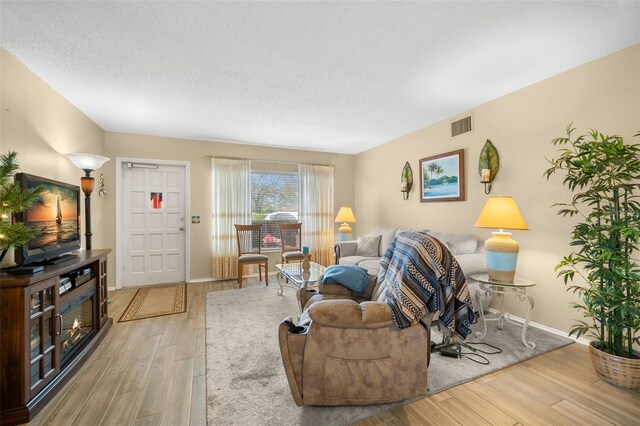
235,224,269,288
279,223,304,264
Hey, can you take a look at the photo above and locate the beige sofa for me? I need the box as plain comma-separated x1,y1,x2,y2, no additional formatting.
334,227,491,312
278,274,432,406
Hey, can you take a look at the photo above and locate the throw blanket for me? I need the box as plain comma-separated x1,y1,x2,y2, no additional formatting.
322,265,370,293
380,231,475,340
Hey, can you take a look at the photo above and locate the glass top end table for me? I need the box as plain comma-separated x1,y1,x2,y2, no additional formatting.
470,273,537,349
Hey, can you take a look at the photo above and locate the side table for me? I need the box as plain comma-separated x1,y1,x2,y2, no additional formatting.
470,273,536,349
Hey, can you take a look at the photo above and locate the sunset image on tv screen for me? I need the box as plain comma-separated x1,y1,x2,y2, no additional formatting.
26,182,79,249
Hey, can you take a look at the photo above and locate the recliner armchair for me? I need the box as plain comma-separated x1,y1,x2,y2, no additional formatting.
278,275,432,406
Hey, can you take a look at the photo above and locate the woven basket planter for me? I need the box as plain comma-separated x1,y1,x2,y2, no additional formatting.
589,341,640,389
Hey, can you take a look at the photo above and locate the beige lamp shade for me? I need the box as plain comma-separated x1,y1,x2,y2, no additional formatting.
474,196,528,230
335,207,356,224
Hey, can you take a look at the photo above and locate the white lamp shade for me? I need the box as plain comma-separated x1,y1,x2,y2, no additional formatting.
65,153,110,172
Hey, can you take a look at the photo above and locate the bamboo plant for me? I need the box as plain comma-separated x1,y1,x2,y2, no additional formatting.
544,126,640,359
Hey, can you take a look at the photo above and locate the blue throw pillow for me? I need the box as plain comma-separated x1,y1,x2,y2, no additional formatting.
322,265,370,293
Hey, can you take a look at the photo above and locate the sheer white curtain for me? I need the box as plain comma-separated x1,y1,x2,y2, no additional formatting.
211,158,251,279
299,164,335,266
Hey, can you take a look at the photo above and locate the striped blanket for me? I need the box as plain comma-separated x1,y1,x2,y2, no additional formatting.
380,231,475,340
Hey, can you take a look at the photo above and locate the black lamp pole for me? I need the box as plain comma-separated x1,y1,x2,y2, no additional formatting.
80,169,95,251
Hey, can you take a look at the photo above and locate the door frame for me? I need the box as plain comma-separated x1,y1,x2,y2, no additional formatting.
115,157,191,290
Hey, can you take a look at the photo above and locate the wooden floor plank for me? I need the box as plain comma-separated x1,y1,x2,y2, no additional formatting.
40,355,114,424
134,345,177,419
435,395,493,426
100,390,142,426
508,363,640,424
71,371,125,425
119,334,162,394
447,386,517,426
462,379,555,425
192,328,206,377
189,374,206,426
131,413,162,426
551,399,617,426
159,358,194,426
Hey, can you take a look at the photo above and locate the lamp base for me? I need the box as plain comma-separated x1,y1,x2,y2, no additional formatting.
337,223,352,241
484,231,519,283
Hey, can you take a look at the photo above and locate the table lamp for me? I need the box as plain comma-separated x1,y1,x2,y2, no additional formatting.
474,195,528,282
65,153,110,250
335,206,356,241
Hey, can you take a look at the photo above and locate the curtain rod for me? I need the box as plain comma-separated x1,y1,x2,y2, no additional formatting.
209,155,337,168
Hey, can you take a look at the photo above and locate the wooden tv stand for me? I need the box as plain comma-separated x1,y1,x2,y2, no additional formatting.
0,250,111,425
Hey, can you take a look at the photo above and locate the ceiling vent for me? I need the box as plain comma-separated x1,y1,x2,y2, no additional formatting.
451,115,473,137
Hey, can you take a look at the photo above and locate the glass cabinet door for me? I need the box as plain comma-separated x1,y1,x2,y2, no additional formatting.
98,258,108,326
28,281,60,396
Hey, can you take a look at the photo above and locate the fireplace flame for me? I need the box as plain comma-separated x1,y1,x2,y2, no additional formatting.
73,318,80,329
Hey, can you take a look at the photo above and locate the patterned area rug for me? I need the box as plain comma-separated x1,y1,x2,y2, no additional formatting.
119,283,187,322
205,285,572,426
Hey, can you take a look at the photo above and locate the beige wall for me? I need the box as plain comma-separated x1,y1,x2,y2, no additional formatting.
5,42,639,334
354,44,640,334
0,48,107,266
104,132,355,285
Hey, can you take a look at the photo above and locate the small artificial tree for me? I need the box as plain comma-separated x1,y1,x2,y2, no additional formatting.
0,151,41,264
544,126,640,359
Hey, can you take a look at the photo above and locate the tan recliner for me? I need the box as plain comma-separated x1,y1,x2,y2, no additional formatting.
278,276,432,406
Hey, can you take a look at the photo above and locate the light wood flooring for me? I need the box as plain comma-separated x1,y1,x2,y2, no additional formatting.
26,279,640,426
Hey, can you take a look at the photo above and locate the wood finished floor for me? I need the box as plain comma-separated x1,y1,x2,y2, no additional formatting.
25,279,640,426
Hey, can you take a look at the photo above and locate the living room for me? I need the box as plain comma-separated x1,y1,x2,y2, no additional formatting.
1,2,639,425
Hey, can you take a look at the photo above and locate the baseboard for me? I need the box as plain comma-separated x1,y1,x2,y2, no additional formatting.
486,308,590,346
189,272,278,284
188,277,214,283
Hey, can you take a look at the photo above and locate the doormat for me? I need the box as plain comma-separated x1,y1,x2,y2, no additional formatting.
119,283,187,322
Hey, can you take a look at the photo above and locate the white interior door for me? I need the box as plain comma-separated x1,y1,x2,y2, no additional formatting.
122,163,186,287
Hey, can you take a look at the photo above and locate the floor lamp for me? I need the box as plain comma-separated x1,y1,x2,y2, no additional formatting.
65,153,110,250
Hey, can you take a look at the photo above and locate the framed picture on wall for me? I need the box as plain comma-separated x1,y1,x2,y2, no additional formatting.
419,149,465,202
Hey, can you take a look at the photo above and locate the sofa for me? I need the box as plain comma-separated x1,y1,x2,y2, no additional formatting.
278,272,432,406
334,227,491,312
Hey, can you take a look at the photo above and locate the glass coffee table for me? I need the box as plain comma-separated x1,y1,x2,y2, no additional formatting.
275,262,326,296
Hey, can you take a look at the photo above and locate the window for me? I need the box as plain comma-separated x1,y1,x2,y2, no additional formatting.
251,171,299,249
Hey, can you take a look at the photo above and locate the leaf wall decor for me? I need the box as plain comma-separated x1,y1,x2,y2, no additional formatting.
401,161,413,200
478,139,499,182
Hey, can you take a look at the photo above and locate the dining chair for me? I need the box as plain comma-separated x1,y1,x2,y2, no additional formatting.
278,223,304,264
235,224,269,288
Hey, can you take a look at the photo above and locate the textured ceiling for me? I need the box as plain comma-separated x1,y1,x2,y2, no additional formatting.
1,1,639,154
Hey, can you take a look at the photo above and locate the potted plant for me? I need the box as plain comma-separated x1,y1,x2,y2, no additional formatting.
0,151,41,265
545,125,640,388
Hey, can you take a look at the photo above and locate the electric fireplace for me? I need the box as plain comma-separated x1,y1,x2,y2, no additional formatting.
59,287,96,366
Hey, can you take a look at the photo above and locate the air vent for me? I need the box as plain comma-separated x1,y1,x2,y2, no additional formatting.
451,115,472,137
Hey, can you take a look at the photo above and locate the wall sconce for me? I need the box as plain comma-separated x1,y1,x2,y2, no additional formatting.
400,161,413,200
479,140,499,194
65,153,110,250
98,173,106,197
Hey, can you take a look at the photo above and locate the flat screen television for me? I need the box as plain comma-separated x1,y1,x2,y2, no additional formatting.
14,173,81,266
